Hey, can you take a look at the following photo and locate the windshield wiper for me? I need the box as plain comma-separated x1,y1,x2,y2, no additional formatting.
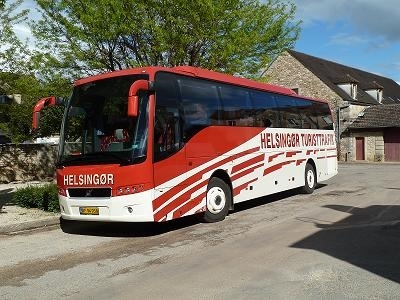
58,152,132,167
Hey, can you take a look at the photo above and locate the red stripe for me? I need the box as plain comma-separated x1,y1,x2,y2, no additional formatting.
327,147,337,151
296,159,307,166
286,151,302,157
263,160,295,176
238,146,260,156
154,178,207,221
153,147,259,211
153,147,263,220
231,162,264,182
172,194,204,219
268,152,285,162
233,178,258,196
306,150,313,155
231,154,265,175
326,155,337,158
152,172,202,210
317,156,326,159
152,158,227,210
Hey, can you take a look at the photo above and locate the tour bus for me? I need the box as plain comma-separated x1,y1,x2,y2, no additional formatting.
33,66,337,223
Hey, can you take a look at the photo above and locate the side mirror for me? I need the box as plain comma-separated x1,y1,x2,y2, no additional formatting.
32,96,64,129
127,80,151,117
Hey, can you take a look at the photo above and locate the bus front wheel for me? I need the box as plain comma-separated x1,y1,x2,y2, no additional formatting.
202,177,231,223
302,163,316,194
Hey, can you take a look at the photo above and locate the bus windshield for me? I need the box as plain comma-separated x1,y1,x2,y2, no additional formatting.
58,74,149,166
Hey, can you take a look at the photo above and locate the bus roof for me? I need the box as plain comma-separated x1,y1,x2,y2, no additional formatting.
74,66,326,103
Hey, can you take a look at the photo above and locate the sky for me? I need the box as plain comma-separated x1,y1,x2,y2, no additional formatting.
11,0,400,83
292,0,400,83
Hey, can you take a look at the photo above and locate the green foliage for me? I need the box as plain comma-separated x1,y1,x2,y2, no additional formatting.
32,0,301,78
0,101,33,143
0,1,69,142
0,0,30,73
13,183,60,212
0,72,70,142
1,0,301,142
36,105,65,138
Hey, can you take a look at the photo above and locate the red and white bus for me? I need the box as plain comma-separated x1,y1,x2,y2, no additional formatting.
33,66,337,223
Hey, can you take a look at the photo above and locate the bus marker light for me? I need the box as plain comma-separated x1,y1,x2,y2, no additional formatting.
117,184,144,196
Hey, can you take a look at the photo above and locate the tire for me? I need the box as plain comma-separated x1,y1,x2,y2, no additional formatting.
201,177,231,223
302,163,316,194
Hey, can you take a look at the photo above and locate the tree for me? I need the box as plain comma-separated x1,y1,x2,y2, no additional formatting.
0,1,69,143
0,0,30,73
32,0,300,79
0,72,68,143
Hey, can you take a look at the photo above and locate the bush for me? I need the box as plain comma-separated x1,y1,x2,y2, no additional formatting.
13,183,60,212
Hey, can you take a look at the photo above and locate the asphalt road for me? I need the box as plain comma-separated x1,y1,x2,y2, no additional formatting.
1,163,399,299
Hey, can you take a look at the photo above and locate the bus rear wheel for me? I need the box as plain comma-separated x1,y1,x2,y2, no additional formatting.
201,177,231,223
302,163,316,194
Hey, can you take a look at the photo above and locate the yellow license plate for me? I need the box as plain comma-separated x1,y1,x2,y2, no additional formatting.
79,207,99,215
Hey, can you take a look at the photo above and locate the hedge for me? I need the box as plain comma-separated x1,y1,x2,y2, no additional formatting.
13,183,60,212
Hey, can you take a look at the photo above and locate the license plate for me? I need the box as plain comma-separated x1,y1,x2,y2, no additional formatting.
79,207,99,215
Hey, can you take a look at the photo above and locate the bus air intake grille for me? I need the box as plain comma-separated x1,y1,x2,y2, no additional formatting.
68,188,111,198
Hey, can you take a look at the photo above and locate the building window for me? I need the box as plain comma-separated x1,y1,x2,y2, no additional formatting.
365,88,383,103
350,83,357,99
337,83,358,100
377,89,383,103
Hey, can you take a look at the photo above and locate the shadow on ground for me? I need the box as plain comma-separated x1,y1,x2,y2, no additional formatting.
59,215,201,237
291,204,400,284
232,184,326,214
60,184,327,237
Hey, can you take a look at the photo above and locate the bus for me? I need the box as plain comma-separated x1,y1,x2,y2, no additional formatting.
32,66,337,223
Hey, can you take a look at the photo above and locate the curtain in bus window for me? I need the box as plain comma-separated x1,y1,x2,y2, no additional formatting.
219,85,253,126
275,96,302,129
178,77,220,140
250,91,280,128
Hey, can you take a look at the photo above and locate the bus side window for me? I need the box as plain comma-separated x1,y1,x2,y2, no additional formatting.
296,99,318,129
155,108,180,154
250,91,279,128
184,102,208,125
312,102,334,129
219,85,253,127
182,102,210,140
154,72,182,161
276,96,302,129
179,76,220,139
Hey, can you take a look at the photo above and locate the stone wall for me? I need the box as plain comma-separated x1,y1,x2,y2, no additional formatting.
342,130,384,162
0,144,58,183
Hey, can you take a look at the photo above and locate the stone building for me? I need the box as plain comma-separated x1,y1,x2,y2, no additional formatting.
264,50,400,162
